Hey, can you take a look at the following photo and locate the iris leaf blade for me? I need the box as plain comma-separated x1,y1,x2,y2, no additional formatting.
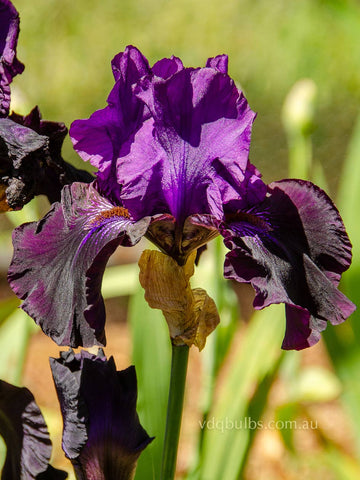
128,286,171,480
321,112,360,457
197,304,284,480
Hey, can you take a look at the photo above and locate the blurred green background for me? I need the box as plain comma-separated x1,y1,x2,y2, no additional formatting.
1,0,360,479
10,0,360,188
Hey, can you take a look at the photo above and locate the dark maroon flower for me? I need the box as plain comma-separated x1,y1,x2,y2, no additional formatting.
8,46,355,350
0,0,24,117
50,349,153,480
0,108,94,211
0,379,67,479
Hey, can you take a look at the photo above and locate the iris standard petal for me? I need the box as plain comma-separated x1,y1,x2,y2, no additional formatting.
222,179,355,350
205,54,228,73
8,182,150,347
0,0,24,116
50,349,153,480
118,66,257,222
152,55,184,79
70,46,150,204
0,380,67,479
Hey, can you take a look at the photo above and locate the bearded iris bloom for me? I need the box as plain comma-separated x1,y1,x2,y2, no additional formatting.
8,46,355,350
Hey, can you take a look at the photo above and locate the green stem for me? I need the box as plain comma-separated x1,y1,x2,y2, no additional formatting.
160,343,189,480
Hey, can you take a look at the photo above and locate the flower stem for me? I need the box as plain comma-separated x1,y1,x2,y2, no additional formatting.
160,343,189,480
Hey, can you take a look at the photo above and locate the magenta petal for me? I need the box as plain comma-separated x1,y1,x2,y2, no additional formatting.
8,182,150,347
0,0,24,116
118,66,256,222
223,179,355,350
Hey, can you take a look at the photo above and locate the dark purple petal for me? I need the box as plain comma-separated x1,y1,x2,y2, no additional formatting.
0,0,24,117
50,349,152,480
205,54,228,73
8,182,150,347
0,380,67,479
10,106,68,163
222,179,355,350
110,45,150,84
70,46,150,204
282,305,322,350
152,56,184,79
117,66,257,223
1,113,93,209
214,160,267,213
0,117,48,209
49,352,90,460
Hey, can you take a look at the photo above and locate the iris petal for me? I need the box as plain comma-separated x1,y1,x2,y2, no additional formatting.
118,66,257,222
205,54,228,73
1,110,93,210
152,55,184,79
0,0,24,116
70,46,150,204
50,349,152,480
222,179,355,350
0,380,67,479
8,182,149,347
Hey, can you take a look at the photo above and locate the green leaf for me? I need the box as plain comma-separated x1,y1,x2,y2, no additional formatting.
0,309,36,385
336,111,360,340
321,111,360,457
274,403,299,452
102,263,138,299
193,239,239,409
198,304,285,480
337,112,360,252
322,448,360,480
0,297,19,328
128,286,171,480
238,357,282,477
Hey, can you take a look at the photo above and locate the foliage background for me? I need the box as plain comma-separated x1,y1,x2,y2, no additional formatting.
10,0,360,188
1,0,360,478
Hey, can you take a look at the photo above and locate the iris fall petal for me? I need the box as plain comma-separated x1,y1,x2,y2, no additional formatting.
222,179,355,349
8,182,150,347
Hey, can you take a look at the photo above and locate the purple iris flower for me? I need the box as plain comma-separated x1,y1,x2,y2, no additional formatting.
0,0,24,117
50,349,153,480
8,45,355,350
